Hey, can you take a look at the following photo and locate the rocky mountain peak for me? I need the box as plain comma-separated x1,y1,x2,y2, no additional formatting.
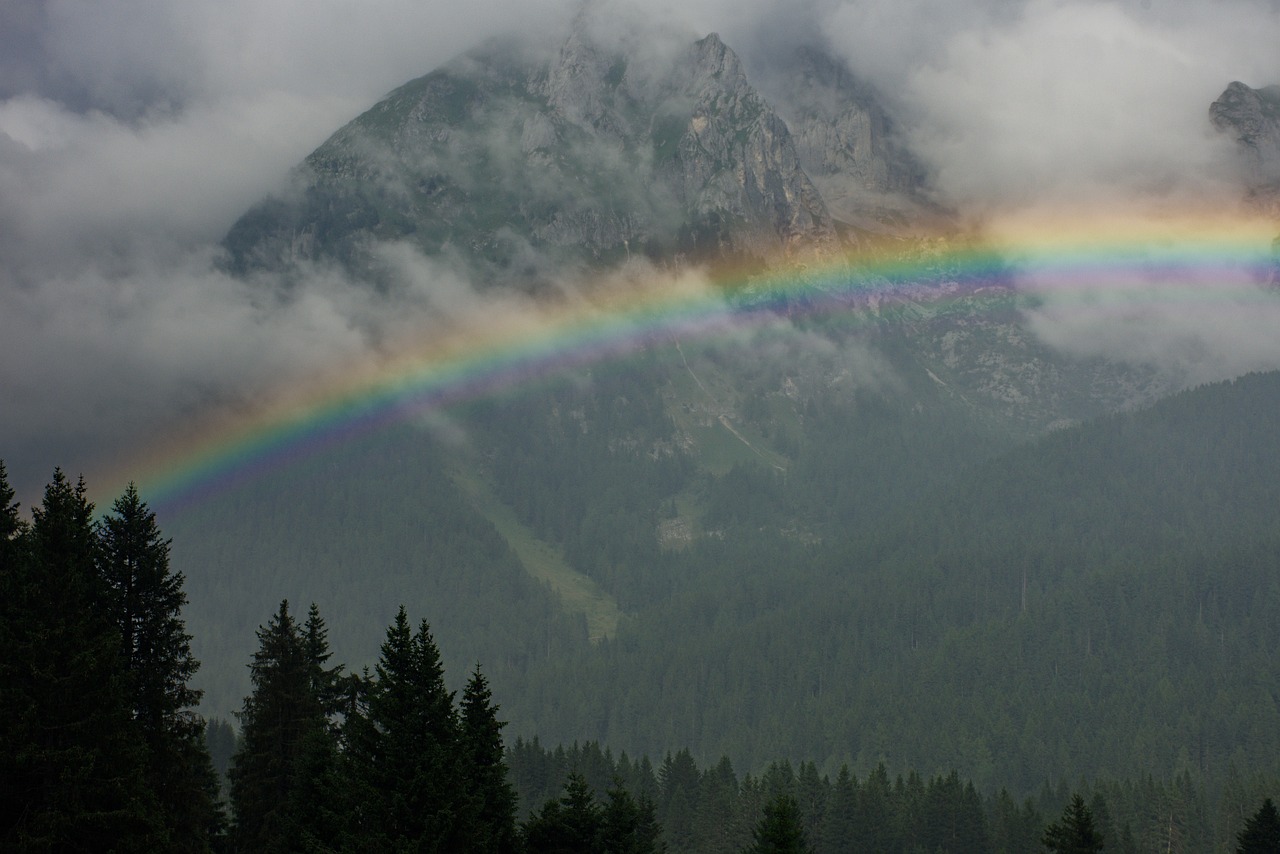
1210,80,1280,209
753,45,938,235
1211,80,1280,283
223,21,853,286
1210,81,1280,146
690,32,732,74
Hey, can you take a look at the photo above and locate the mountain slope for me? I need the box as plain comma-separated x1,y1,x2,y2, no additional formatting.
223,19,838,288
754,45,939,236
1211,80,1280,201
174,17,1280,799
495,371,1280,788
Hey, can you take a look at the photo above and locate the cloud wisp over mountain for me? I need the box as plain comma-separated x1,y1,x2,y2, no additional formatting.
2,0,1280,500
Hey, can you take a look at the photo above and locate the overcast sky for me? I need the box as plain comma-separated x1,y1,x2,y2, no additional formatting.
3,0,1280,503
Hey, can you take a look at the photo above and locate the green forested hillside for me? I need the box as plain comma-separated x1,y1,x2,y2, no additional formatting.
170,283,1280,802
11,420,1280,851
170,428,589,715
501,369,1280,789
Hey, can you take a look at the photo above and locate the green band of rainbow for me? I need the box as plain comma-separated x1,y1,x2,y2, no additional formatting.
117,220,1280,512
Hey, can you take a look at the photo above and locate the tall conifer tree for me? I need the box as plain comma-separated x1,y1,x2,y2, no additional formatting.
0,461,29,845
2,469,160,849
458,664,520,852
346,607,462,850
229,599,336,851
1237,798,1280,853
524,772,604,853
820,767,858,854
1042,794,1105,854
746,793,812,854
0,460,21,564
302,602,347,722
99,483,222,849
601,780,667,854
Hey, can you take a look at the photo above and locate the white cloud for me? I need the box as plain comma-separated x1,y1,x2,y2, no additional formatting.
818,0,1280,383
898,0,1245,210
3,0,1280,499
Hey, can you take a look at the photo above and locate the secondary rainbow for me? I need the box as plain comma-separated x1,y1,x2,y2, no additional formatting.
117,214,1280,512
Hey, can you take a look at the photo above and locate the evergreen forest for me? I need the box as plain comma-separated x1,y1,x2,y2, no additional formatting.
8,6,1280,852
168,339,1280,792
5,436,1280,851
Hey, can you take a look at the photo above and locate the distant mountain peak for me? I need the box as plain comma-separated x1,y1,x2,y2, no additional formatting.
222,24,958,288
753,44,941,235
1211,80,1280,213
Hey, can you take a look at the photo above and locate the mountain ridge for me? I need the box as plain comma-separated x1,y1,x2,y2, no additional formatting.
223,24,847,286
176,15,1280,804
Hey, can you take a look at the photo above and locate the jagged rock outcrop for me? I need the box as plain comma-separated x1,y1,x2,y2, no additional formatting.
754,46,938,235
657,34,836,256
222,14,837,290
1210,81,1280,213
1210,81,1280,284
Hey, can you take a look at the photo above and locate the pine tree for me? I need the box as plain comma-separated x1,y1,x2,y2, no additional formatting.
1042,794,1105,853
693,756,740,854
857,763,895,853
458,664,520,852
922,771,991,853
794,762,826,851
0,461,29,845
1237,798,1280,853
746,793,812,854
1,469,161,850
302,602,347,721
228,599,336,852
0,460,22,566
820,767,858,854
98,483,222,849
346,607,462,850
524,771,604,853
659,748,701,851
634,793,668,854
989,789,1044,854
601,780,667,854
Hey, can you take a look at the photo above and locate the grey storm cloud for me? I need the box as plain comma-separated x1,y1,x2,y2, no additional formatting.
2,0,1280,500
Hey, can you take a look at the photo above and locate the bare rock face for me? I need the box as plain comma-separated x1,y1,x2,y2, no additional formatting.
1211,81,1280,284
223,14,840,290
753,46,938,236
1210,81,1280,213
658,34,835,256
1210,82,1280,166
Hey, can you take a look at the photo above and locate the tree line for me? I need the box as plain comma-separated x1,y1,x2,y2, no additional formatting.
164,346,1280,801
1,465,222,850
457,367,1280,791
4,459,1280,852
505,738,1280,853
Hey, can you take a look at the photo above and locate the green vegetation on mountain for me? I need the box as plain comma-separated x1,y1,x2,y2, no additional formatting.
163,314,1280,801
6,458,1279,851
449,460,625,640
485,367,1280,789
17,19,1280,849
167,430,588,720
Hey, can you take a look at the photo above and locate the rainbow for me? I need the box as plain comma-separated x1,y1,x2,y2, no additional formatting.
112,211,1280,512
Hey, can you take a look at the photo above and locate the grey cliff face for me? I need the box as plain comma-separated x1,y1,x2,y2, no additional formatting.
222,19,840,289
1211,81,1280,283
1210,81,1280,209
753,46,935,235
210,16,1197,453
1210,81,1280,160
657,34,835,256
